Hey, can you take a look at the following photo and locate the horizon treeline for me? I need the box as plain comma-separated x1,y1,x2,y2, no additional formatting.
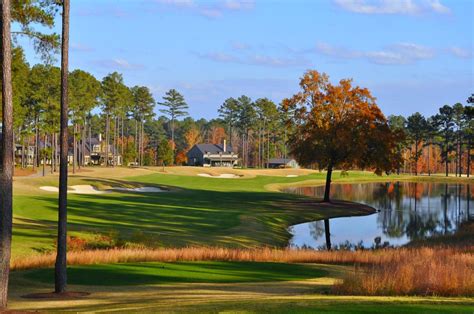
6,46,474,176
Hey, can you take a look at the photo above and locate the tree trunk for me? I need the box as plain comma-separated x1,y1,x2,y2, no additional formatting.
171,118,175,164
33,115,38,171
140,120,145,166
55,0,69,294
427,140,431,176
105,114,109,167
50,134,54,174
414,141,418,176
445,150,449,177
72,124,76,174
467,139,471,178
21,140,25,169
113,117,116,167
88,121,91,166
42,134,46,177
324,219,331,250
121,115,124,159
81,124,85,167
323,162,333,202
0,0,14,306
135,119,138,164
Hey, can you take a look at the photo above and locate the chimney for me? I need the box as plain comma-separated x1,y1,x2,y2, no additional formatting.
223,139,227,153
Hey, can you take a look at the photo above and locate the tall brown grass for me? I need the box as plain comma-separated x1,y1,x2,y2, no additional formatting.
334,247,474,296
12,246,473,296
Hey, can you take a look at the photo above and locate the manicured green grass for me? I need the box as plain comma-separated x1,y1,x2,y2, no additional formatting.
12,170,474,257
9,260,472,313
12,170,386,257
22,261,327,286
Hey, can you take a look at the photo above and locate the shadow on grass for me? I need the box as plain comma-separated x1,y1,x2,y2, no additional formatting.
15,176,373,249
22,262,328,286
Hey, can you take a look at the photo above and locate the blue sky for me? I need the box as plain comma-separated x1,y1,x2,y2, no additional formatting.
18,0,473,120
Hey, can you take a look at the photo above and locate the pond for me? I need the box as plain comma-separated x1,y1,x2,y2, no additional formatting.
286,182,472,249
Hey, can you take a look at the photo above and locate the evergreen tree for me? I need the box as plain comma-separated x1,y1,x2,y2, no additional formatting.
158,89,188,145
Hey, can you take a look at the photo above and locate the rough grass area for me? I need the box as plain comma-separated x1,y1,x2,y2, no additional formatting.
334,247,473,297
10,246,471,271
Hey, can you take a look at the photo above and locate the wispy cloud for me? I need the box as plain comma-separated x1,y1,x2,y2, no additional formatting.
334,0,451,15
71,42,94,52
447,47,472,59
315,41,435,65
153,0,255,18
231,41,251,51
94,58,144,70
76,7,129,18
197,51,310,68
199,52,240,63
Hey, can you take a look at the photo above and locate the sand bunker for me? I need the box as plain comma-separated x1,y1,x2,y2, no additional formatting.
286,175,299,178
40,185,107,194
198,173,240,179
112,187,165,193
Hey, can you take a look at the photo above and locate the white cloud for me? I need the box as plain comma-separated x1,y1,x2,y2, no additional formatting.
95,58,144,70
153,0,255,18
197,51,310,68
426,0,450,14
315,41,361,58
448,47,472,59
315,41,436,65
334,0,451,15
247,54,310,67
222,0,255,10
198,52,239,62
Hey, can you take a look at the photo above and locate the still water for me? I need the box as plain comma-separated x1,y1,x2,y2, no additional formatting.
286,182,472,249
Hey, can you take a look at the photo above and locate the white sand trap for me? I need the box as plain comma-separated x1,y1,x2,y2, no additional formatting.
286,175,299,178
112,187,165,193
40,186,60,192
40,185,107,194
198,173,240,178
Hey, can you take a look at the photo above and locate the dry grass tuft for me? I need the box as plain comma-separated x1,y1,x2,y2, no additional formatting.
333,247,474,297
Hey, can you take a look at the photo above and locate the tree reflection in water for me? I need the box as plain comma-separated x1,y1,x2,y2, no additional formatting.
287,182,471,248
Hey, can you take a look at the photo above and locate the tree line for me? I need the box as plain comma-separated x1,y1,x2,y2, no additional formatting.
7,45,472,175
388,99,474,177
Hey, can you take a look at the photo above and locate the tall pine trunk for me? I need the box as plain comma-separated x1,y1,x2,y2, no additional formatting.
105,114,109,167
55,0,69,294
445,146,449,177
50,134,54,174
33,116,38,170
112,116,116,167
468,138,471,178
0,0,14,306
72,124,76,173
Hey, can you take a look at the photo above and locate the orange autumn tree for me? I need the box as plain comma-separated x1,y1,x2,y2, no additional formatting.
184,127,202,152
209,126,227,144
282,70,401,202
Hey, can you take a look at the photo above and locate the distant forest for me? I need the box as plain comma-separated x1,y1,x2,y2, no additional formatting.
8,47,474,175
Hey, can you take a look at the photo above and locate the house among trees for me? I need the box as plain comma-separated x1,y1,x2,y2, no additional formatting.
187,141,238,167
266,158,300,169
72,135,123,166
